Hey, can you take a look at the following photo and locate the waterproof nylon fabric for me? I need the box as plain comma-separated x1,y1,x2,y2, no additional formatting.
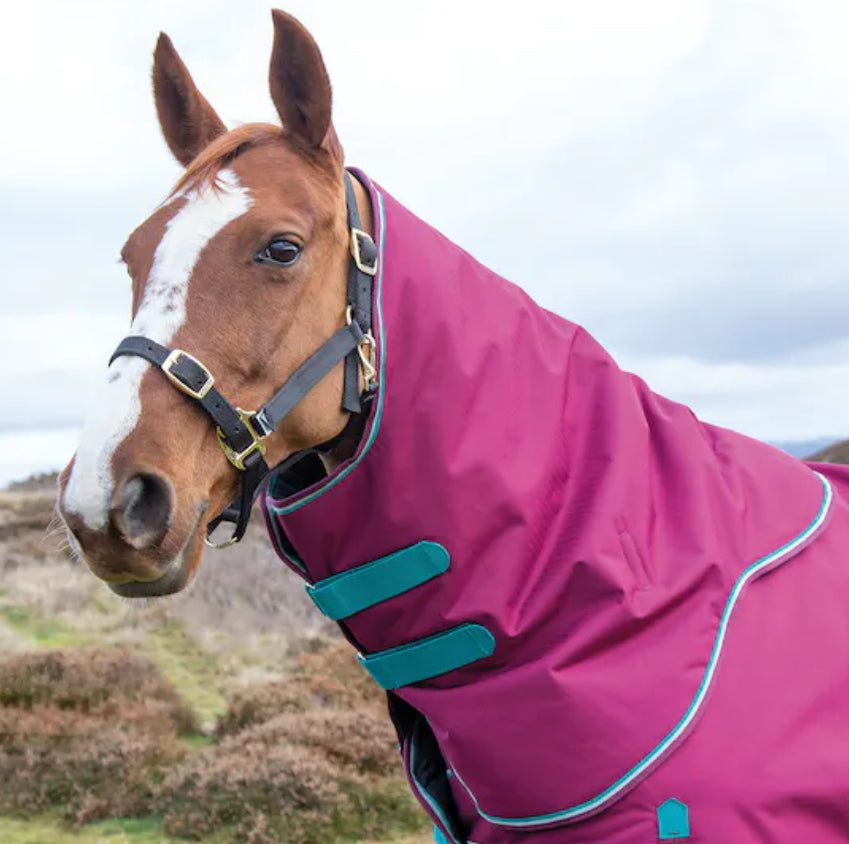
261,171,849,842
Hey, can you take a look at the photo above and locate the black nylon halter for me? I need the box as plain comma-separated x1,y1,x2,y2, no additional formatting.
109,172,377,546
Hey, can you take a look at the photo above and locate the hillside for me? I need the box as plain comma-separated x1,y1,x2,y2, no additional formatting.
0,475,428,844
808,438,849,464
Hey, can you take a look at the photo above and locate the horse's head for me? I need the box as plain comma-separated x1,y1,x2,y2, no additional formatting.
58,11,371,597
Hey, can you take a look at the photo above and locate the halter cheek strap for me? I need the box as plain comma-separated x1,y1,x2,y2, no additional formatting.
109,171,378,547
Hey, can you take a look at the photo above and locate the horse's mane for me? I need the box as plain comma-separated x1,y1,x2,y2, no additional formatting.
171,122,342,196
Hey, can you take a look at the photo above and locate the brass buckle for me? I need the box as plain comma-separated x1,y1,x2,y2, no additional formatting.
216,409,268,472
161,350,215,400
350,228,377,276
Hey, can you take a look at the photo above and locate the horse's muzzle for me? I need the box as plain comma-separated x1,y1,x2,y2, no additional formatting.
58,462,205,598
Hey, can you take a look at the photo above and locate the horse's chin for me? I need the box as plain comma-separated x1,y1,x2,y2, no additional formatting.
107,552,192,598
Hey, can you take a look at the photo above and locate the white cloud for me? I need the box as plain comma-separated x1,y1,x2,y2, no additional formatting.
620,339,849,442
1,0,848,483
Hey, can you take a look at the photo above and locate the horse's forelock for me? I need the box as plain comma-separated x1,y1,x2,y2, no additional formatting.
171,122,341,199
171,123,285,197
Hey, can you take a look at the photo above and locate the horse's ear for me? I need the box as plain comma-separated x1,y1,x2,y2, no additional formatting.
152,33,226,167
268,10,335,153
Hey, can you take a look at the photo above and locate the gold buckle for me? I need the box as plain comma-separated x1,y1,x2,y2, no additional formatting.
161,350,214,400
216,409,268,472
350,228,377,276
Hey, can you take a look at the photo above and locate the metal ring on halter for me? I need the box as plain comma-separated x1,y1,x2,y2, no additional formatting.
204,532,240,550
346,306,378,390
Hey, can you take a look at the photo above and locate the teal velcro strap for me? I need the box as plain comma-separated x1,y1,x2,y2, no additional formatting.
358,623,496,690
306,541,450,621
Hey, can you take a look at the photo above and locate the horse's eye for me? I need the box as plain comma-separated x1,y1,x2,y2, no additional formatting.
257,238,302,267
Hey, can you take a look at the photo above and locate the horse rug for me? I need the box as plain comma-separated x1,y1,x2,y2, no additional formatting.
261,171,849,843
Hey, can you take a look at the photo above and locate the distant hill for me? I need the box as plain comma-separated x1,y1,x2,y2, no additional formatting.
807,439,849,464
771,438,843,459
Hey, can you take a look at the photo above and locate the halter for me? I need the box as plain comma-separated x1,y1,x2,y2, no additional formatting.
109,172,377,547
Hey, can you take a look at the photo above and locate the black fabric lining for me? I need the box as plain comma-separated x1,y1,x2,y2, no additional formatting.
388,696,467,842
268,452,328,499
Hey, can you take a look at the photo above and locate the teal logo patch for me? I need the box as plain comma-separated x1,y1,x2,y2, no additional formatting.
657,798,690,840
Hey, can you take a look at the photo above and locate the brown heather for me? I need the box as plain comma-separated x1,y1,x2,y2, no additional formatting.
0,647,198,733
160,640,414,840
0,707,182,822
0,487,426,841
216,680,312,738
0,649,193,822
295,640,385,710
161,728,349,838
217,640,384,739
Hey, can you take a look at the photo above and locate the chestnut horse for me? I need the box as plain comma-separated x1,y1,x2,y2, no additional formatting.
59,10,849,844
59,12,372,594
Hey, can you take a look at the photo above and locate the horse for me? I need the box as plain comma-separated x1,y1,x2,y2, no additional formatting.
58,10,849,843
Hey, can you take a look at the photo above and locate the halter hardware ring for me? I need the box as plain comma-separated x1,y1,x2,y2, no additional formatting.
216,408,269,472
204,532,240,550
358,332,377,390
161,349,215,400
350,228,378,276
346,306,378,390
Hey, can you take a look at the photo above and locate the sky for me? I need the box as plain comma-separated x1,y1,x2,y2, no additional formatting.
1,0,848,483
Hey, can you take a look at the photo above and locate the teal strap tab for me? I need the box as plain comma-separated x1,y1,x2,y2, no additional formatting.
307,541,450,621
657,798,690,840
358,623,496,690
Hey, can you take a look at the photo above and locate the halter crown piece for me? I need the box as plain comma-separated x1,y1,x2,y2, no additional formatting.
110,172,377,547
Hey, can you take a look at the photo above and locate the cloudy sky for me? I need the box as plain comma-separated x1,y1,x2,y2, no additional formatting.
1,0,848,483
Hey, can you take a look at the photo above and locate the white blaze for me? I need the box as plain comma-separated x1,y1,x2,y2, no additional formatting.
64,170,252,530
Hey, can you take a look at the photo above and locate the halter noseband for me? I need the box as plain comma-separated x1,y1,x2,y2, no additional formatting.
109,172,377,547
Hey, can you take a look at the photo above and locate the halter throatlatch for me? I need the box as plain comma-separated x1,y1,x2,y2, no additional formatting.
109,172,377,547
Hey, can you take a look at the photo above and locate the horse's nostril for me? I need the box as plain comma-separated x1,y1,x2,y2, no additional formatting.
111,472,174,549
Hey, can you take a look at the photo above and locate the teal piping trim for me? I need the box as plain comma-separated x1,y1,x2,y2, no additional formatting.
452,472,834,828
306,541,450,620
433,827,451,844
266,512,306,573
359,623,496,690
268,185,387,516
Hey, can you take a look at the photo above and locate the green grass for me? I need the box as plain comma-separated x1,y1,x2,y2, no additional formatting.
0,602,227,728
0,814,431,844
141,622,228,726
0,606,86,648
177,733,216,750
331,781,430,844
0,814,178,843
